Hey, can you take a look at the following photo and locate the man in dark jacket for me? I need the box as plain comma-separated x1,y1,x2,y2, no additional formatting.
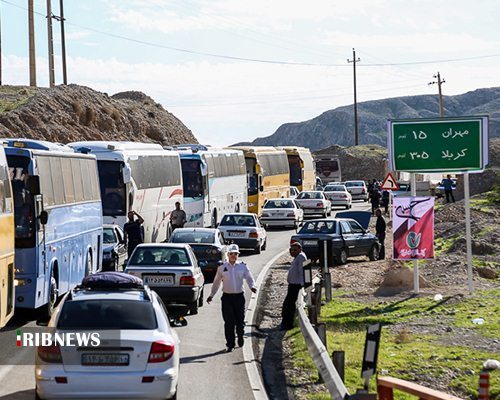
124,210,145,257
375,208,386,259
370,188,381,216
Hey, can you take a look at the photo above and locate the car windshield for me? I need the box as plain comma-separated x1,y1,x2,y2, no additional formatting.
345,181,364,187
57,299,157,330
171,231,215,244
220,215,256,226
103,228,117,244
324,186,345,192
300,221,336,234
264,200,294,209
297,192,322,200
130,247,191,266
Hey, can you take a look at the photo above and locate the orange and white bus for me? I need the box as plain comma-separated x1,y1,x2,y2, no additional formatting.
230,146,289,215
279,146,315,192
0,146,14,328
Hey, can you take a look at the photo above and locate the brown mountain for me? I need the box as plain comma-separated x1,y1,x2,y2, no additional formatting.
0,84,197,145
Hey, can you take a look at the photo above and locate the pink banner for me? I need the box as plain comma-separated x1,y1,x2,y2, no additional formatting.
392,197,435,260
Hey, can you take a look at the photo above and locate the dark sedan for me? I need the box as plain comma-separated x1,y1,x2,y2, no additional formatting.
169,228,227,280
290,218,379,264
102,224,127,271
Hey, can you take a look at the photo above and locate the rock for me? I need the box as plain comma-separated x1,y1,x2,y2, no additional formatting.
445,327,453,332
477,267,498,280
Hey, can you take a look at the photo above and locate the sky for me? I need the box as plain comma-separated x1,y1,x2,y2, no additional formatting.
1,0,500,146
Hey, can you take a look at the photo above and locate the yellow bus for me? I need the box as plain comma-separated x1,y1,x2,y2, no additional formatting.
230,147,290,215
0,147,15,328
279,146,315,192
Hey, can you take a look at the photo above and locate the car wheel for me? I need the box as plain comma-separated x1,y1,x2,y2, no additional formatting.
336,248,348,265
345,205,349,209
254,243,262,254
198,287,204,307
211,210,218,228
189,301,199,315
368,245,379,261
35,388,44,400
262,239,267,251
113,255,119,271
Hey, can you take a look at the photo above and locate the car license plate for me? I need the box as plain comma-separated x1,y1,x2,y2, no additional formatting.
303,240,318,246
81,353,129,366
228,231,245,237
143,275,174,285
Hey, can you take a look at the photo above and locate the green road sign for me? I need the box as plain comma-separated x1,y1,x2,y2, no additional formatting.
387,116,489,172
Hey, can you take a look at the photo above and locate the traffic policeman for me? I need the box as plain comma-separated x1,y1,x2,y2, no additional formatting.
207,244,257,352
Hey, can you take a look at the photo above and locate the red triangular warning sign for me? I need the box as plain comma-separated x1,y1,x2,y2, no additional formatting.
381,172,399,190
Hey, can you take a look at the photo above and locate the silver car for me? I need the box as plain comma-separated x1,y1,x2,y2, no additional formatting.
125,244,205,315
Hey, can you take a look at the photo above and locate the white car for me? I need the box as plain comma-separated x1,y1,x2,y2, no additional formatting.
217,213,267,254
290,186,300,199
125,243,205,315
260,198,304,229
344,180,369,201
323,184,352,209
35,273,179,400
295,191,332,218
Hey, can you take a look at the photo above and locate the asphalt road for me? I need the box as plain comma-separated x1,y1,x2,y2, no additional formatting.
0,201,370,400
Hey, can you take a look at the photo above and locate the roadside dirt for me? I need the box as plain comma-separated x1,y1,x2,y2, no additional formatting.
255,193,499,399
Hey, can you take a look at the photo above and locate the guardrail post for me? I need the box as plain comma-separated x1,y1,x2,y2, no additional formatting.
478,369,490,400
320,240,333,301
377,382,393,400
314,282,322,316
332,351,345,383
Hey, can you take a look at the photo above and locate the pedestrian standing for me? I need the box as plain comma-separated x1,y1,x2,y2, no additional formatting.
442,174,455,203
370,187,381,216
207,244,257,352
375,208,386,260
280,243,307,331
123,210,145,257
170,201,187,230
381,189,390,215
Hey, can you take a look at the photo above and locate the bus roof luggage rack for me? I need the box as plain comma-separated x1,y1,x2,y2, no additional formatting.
79,272,144,290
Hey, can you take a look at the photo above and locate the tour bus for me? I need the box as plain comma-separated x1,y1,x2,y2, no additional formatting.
174,145,247,228
279,146,316,192
0,147,14,328
70,141,183,242
313,154,342,184
230,146,290,215
3,139,102,316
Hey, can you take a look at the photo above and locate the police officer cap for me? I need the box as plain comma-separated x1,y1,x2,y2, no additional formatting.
228,244,240,254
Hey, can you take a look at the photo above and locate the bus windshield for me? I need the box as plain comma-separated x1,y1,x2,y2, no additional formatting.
288,155,302,187
181,159,203,198
7,156,35,248
97,161,126,216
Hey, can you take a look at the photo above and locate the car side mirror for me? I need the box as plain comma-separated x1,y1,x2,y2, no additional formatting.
39,210,48,225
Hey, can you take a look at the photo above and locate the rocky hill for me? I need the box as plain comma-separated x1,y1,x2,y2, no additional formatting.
0,85,197,145
248,87,500,150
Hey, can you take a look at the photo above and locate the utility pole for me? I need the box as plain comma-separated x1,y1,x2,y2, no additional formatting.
347,48,361,145
52,0,67,84
28,0,37,86
429,72,445,117
46,0,55,87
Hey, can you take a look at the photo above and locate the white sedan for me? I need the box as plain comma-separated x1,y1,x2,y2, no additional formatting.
260,198,304,229
217,213,267,254
323,184,352,209
295,191,332,218
35,273,179,400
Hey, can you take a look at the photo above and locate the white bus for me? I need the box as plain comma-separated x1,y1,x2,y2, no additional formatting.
175,145,247,228
70,141,183,242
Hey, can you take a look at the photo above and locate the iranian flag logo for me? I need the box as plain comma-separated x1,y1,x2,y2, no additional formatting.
16,329,22,347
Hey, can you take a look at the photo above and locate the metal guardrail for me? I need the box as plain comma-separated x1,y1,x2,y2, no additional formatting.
296,275,349,400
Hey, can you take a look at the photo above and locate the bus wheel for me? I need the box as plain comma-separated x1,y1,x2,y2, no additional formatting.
40,270,58,319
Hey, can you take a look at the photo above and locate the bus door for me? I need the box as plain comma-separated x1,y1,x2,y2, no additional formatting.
200,160,209,214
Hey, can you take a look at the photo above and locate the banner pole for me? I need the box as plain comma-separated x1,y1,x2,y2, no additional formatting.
464,172,474,293
411,173,419,294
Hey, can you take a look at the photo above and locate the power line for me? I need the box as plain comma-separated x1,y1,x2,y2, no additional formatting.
2,0,500,68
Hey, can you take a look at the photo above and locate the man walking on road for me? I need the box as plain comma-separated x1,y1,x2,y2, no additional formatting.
280,242,307,331
170,201,187,230
207,244,257,352
442,174,455,203
124,210,145,257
